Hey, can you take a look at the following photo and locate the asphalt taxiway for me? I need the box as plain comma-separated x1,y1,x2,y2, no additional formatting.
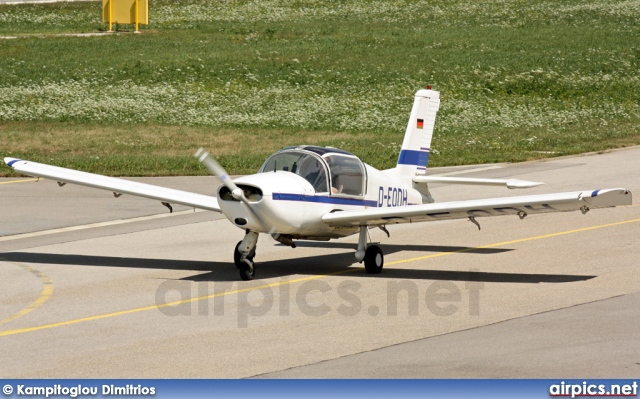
1,147,639,378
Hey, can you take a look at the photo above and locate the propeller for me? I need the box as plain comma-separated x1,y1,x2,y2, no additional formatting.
195,148,248,204
194,148,274,234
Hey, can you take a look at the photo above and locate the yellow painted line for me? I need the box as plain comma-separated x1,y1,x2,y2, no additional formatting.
0,269,355,337
1,216,640,338
386,217,640,266
0,178,38,185
0,260,53,327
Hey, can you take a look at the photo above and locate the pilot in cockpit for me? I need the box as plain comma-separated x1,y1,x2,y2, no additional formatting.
300,156,342,194
301,158,328,193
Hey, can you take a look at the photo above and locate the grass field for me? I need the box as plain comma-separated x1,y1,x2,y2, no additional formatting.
1,0,639,176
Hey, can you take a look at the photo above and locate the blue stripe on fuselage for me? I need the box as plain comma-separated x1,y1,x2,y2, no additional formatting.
272,193,378,207
397,150,429,167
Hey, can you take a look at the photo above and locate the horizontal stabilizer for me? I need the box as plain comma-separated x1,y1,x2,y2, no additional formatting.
322,188,631,227
413,176,545,189
4,158,221,212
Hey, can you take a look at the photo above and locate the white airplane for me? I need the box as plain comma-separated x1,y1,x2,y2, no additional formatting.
3,89,632,280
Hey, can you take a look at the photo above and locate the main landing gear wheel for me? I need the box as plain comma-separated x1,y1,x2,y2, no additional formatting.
364,244,384,274
234,240,256,280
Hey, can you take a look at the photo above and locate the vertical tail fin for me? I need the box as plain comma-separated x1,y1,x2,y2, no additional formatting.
395,88,440,177
383,89,440,203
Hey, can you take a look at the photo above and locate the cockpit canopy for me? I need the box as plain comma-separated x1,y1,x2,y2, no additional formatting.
259,146,366,196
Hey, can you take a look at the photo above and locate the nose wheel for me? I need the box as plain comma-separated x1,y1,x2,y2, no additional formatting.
234,241,256,280
238,259,255,280
234,231,259,280
234,241,254,266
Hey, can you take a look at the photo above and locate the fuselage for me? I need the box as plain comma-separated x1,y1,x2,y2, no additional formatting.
217,146,424,239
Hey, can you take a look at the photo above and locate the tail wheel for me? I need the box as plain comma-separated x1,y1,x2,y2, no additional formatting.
364,245,384,274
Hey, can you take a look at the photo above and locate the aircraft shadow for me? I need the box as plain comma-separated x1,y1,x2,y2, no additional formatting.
1,252,239,282
284,241,513,256
1,251,595,284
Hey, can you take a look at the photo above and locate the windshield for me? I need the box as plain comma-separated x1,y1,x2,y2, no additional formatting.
260,151,329,193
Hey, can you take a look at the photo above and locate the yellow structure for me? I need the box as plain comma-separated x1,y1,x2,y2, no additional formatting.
102,0,148,33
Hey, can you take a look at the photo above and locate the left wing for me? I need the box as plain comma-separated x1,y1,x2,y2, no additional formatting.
4,158,221,212
322,189,631,227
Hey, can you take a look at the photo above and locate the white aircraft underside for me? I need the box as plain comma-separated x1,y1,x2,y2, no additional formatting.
3,89,633,280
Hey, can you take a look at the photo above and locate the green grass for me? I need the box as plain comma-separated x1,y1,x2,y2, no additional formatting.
1,0,639,176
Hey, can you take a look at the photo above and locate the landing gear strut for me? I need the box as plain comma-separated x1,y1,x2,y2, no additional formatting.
234,231,259,280
355,226,384,274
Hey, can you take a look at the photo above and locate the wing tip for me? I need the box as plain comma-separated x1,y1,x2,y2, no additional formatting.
3,157,22,168
583,188,632,206
589,188,631,197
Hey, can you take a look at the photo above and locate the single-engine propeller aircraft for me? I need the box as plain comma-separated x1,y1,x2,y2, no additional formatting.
4,89,632,280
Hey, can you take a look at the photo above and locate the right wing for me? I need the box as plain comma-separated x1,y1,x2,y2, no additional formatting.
4,158,221,212
322,188,632,227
